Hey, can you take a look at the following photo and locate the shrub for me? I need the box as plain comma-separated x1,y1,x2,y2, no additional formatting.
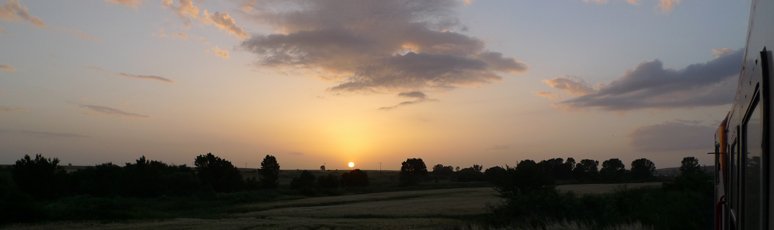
194,153,242,193
341,169,369,187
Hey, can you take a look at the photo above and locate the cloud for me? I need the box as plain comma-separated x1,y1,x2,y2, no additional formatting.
89,66,174,83
155,28,189,40
582,0,677,10
287,151,304,156
630,120,714,152
163,0,200,24
54,27,100,42
107,0,142,8
0,0,45,27
582,0,639,5
543,77,594,96
712,48,733,58
658,0,679,12
0,129,88,138
0,64,14,72
536,91,559,100
0,106,22,112
554,49,742,110
378,91,435,110
211,47,230,59
487,145,509,151
79,104,150,118
203,10,248,39
241,0,526,94
117,72,174,83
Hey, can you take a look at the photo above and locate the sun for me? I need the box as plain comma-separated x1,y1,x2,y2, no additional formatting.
348,161,355,168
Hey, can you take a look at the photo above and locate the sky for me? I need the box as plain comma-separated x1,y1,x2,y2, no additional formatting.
0,0,751,170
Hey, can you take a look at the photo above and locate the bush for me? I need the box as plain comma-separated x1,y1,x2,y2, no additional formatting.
12,154,67,199
195,153,243,193
341,169,369,187
290,170,316,195
317,173,340,189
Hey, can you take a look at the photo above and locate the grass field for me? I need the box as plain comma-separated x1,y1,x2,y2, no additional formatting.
7,182,663,230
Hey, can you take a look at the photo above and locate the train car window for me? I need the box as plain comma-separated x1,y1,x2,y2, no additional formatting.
743,97,763,230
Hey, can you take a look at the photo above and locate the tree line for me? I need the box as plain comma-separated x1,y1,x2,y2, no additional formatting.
397,157,659,187
5,154,667,200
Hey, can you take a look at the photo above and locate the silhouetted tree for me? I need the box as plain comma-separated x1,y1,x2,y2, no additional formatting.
456,165,485,182
599,158,627,182
680,157,701,175
557,157,575,180
195,153,243,193
317,173,340,189
399,158,427,185
498,160,554,194
630,158,656,181
11,154,66,199
572,159,599,182
259,155,280,188
341,169,369,187
484,166,508,186
431,164,454,180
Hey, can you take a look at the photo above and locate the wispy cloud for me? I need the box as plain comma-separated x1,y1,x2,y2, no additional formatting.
107,0,143,8
582,0,677,12
0,129,88,138
162,0,199,24
658,0,679,12
89,66,174,83
116,72,173,83
0,0,45,28
544,49,742,110
203,10,248,40
630,120,713,152
162,0,249,41
211,46,229,59
79,104,150,118
0,64,14,73
242,0,526,94
53,27,100,42
0,106,23,112
543,77,594,96
378,91,436,111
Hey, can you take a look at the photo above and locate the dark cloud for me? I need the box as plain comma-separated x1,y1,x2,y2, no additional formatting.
117,72,174,83
555,49,742,110
378,91,435,110
79,104,149,118
630,120,714,152
0,129,88,138
241,0,526,93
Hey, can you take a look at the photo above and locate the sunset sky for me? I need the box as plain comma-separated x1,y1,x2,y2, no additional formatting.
0,0,750,169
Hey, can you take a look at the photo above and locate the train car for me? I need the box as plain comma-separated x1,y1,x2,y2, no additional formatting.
714,1,774,229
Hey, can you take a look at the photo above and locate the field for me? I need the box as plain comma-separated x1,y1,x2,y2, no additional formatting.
7,183,662,230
